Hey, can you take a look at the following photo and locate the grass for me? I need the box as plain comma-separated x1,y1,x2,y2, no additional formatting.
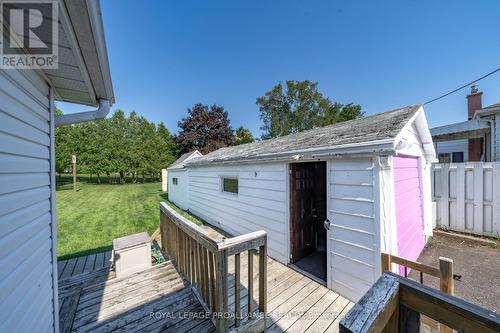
56,182,202,260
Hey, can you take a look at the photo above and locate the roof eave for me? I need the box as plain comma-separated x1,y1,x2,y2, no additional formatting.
56,0,114,106
187,139,397,167
86,0,115,104
397,106,436,160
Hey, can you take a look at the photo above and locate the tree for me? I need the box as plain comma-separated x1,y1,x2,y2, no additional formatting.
175,103,234,154
54,109,178,184
256,80,363,139
233,126,254,145
54,109,75,178
156,123,177,169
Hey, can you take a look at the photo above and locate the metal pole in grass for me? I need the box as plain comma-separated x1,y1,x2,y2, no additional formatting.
72,154,77,192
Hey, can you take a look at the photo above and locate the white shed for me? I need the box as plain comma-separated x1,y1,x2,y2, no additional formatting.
0,1,114,332
178,105,436,301
167,150,203,210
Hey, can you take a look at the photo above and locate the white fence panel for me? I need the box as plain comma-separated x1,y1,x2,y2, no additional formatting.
432,162,500,237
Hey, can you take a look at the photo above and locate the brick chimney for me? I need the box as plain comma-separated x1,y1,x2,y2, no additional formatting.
467,85,483,161
467,84,482,119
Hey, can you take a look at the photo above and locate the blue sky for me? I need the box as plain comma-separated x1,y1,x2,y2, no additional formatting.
60,0,500,137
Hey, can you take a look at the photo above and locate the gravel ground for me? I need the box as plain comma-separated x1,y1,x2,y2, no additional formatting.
409,232,500,313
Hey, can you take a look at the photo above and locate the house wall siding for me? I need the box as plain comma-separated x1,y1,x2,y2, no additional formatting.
167,169,189,210
436,139,468,161
495,115,500,161
328,157,378,302
187,163,288,262
0,68,55,332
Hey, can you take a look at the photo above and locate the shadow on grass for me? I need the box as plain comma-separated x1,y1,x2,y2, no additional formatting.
58,245,113,261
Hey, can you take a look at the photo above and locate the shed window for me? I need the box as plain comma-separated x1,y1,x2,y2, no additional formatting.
172,177,178,185
222,178,238,194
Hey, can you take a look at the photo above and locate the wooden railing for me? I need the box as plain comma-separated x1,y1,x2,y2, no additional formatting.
339,272,500,333
381,253,454,295
159,202,267,333
381,253,454,333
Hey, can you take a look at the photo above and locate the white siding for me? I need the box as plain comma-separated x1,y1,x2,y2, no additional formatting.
0,68,56,332
495,115,500,161
327,157,378,301
187,163,287,262
168,169,189,210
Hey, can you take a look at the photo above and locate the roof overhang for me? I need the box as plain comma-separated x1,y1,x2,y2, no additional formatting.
473,105,500,118
394,106,436,161
431,119,490,141
167,150,203,170
4,0,114,106
50,0,114,106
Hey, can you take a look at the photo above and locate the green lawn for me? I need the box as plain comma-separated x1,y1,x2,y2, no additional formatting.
56,182,201,260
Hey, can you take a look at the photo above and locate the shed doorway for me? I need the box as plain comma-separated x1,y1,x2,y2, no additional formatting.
289,161,327,282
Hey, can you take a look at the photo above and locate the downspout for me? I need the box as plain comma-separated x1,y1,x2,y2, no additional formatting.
55,99,111,126
486,118,495,161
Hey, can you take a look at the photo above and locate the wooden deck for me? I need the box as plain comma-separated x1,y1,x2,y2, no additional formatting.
58,251,353,333
57,251,113,280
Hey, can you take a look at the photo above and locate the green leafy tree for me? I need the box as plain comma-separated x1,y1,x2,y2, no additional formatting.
233,126,254,145
256,80,363,139
54,109,75,178
55,109,178,184
156,122,177,168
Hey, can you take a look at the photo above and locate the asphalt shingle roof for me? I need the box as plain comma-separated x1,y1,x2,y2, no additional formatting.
189,105,421,165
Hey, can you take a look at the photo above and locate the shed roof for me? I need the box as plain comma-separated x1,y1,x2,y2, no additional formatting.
189,105,423,165
168,151,203,170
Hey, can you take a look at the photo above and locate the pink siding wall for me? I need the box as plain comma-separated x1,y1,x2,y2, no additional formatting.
393,156,425,275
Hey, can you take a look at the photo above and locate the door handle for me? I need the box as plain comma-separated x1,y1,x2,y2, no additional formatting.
324,218,331,230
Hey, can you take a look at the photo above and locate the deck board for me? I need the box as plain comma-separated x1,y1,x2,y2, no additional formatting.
83,254,97,274
72,256,87,276
58,251,353,333
94,252,105,269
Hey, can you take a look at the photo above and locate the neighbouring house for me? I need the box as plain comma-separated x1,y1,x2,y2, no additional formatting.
167,150,203,210
167,105,436,301
0,1,114,332
431,85,500,163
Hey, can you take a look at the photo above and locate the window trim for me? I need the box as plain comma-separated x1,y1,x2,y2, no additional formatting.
221,176,239,195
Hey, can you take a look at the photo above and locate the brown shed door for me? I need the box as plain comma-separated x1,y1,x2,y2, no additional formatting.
290,162,326,262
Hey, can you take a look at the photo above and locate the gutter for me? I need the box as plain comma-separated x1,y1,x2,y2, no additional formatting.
55,99,111,126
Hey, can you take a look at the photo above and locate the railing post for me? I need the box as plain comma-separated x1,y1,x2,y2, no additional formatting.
209,251,216,312
234,253,241,327
215,249,228,333
381,252,391,273
439,257,454,295
247,250,254,318
439,257,454,333
258,242,267,315
399,305,420,333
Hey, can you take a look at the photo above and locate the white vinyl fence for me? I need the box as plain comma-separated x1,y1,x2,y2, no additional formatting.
432,162,500,237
